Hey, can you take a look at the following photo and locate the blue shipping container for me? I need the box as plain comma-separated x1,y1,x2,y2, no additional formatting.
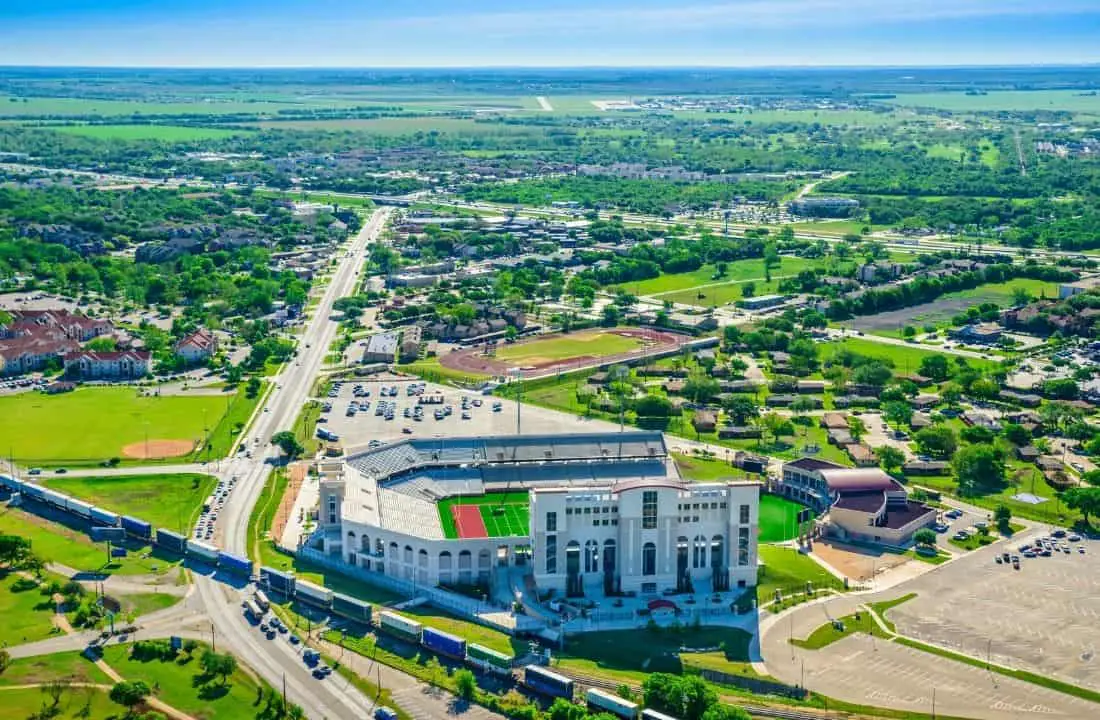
260,567,296,596
121,516,153,540
421,627,466,659
218,552,253,576
111,547,128,558
89,507,119,527
154,529,187,554
524,666,573,700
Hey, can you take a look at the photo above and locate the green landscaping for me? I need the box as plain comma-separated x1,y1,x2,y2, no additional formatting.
437,491,531,539
0,386,251,464
615,257,817,297
757,545,843,605
50,124,247,141
940,277,1058,305
759,494,810,543
50,472,217,534
0,650,109,687
886,89,1100,113
673,453,738,482
0,506,180,577
0,570,65,647
820,337,1000,375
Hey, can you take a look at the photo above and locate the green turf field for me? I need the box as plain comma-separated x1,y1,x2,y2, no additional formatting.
50,472,217,533
437,491,530,539
494,330,642,364
0,386,243,464
759,494,811,543
50,124,247,141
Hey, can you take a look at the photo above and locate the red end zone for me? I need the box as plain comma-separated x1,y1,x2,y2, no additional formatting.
452,505,488,539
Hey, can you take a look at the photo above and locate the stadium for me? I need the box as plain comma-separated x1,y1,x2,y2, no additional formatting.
314,431,760,599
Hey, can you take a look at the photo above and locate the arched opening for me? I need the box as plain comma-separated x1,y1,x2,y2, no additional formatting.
676,535,689,591
602,539,618,595
439,551,453,585
361,535,371,552
388,542,398,560
418,548,429,566
711,535,728,592
566,540,582,597
458,550,472,584
403,545,413,565
643,542,657,577
346,531,357,565
584,539,600,574
693,535,708,569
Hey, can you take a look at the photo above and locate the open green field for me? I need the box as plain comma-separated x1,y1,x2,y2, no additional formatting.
672,453,737,482
49,124,248,141
0,505,181,577
0,570,66,647
0,95,347,117
617,257,818,297
672,108,901,126
658,278,782,307
256,116,537,134
758,545,843,602
0,386,248,464
438,491,530,539
555,625,754,684
495,330,642,364
885,90,1100,113
760,494,811,543
788,220,876,237
50,473,217,533
940,277,1058,305
0,651,116,719
102,642,270,719
820,337,1000,374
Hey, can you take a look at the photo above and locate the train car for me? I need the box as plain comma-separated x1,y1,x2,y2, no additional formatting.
378,610,422,644
332,593,372,624
121,515,153,541
254,590,271,612
294,579,334,609
466,643,514,677
260,567,296,597
586,688,639,720
154,528,187,554
642,709,681,720
20,482,47,501
40,488,67,508
523,665,574,701
89,506,120,527
217,551,253,577
65,498,94,519
186,539,220,564
421,627,466,660
0,475,20,491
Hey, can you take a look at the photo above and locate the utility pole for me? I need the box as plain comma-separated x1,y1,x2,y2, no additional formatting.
210,623,216,653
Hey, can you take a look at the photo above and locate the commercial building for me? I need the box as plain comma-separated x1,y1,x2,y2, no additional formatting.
361,331,399,364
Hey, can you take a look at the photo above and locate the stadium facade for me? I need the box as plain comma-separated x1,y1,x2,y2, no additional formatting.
315,431,760,597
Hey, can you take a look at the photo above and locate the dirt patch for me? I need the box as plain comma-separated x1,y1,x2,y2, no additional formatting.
439,327,690,379
813,539,911,582
120,439,194,459
271,462,308,543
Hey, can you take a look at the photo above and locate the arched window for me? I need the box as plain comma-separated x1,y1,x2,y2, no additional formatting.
439,551,453,570
388,542,398,560
418,548,429,567
602,539,616,574
361,535,371,552
643,542,657,576
404,545,413,564
376,538,385,556
710,535,725,570
347,531,356,542
693,535,708,569
584,539,600,573
458,550,472,569
478,548,492,568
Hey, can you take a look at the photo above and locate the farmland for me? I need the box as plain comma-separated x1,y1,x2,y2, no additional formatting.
885,89,1100,113
49,124,248,141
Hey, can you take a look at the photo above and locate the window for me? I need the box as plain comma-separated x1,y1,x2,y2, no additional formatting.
584,507,591,515
602,519,609,526
693,535,708,569
584,539,599,573
566,508,573,515
327,496,337,525
546,535,557,574
642,491,658,529
738,527,750,566
611,519,618,526
602,507,609,514
740,504,750,524
593,520,599,527
642,542,657,576
720,502,727,509
546,511,557,532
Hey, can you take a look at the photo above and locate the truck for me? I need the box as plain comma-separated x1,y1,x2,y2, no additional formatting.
642,710,681,720
121,515,153,540
466,643,513,676
523,665,574,701
378,611,422,643
254,590,271,612
217,551,253,577
421,627,466,660
586,688,639,720
243,598,264,622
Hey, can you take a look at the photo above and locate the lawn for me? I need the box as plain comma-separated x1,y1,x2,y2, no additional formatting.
49,473,217,534
940,277,1058,306
913,461,1079,527
102,642,271,719
617,257,818,298
0,688,118,719
555,625,754,684
791,607,893,650
885,90,1100,113
0,505,181,577
0,386,248,465
673,453,737,482
658,279,783,308
759,494,810,543
819,337,1000,374
0,570,65,647
49,124,247,141
437,491,530,539
0,95,334,117
494,330,642,364
757,545,843,603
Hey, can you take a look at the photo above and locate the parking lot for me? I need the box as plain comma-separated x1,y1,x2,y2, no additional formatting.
318,374,610,450
888,531,1100,692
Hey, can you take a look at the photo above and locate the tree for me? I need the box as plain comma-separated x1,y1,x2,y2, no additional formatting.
1003,423,1032,446
848,416,867,442
960,425,994,444
0,535,33,568
109,680,151,716
914,425,958,459
245,376,262,398
969,378,1000,401
913,528,937,547
852,361,892,388
940,383,962,407
1081,470,1100,487
702,706,751,720
454,668,478,701
1043,378,1080,400
952,443,1007,495
994,504,1013,535
789,396,817,421
760,413,795,445
877,446,905,473
200,650,237,686
0,649,9,675
919,355,950,382
1063,487,1100,526
271,431,305,459
684,374,720,404
634,394,674,419
722,395,759,425
883,401,913,430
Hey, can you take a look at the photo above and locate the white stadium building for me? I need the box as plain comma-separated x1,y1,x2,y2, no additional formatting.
314,431,760,599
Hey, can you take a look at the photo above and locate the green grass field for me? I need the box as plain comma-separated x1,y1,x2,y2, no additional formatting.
940,277,1058,305
255,116,537,134
0,387,245,464
49,124,247,141
759,494,811,543
0,94,357,117
494,330,642,364
0,505,181,577
658,278,782,307
885,90,1100,113
438,491,530,539
616,257,818,297
820,337,1000,374
0,571,65,647
49,473,217,533
757,545,843,602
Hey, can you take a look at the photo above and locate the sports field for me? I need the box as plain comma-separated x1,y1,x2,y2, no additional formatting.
759,494,811,543
438,492,530,539
494,331,641,363
0,386,247,464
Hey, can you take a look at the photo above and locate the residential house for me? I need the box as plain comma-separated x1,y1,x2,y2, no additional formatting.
64,350,151,380
912,394,939,410
796,380,827,394
720,427,763,440
174,328,218,365
1016,446,1040,462
846,444,877,467
692,410,718,433
902,460,949,475
820,412,849,430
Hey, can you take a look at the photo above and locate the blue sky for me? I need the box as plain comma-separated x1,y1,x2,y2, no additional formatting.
2,0,1099,67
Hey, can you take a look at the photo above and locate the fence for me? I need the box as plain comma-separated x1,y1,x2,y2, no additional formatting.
693,668,808,701
295,546,543,634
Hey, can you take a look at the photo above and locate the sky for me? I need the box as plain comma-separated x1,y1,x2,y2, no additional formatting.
1,0,1099,67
